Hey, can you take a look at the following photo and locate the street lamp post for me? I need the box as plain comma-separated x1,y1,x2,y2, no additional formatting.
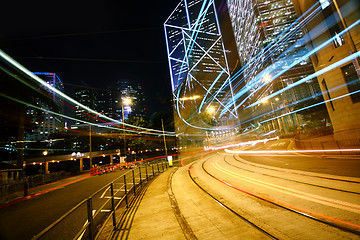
89,125,92,169
42,150,48,174
121,97,132,160
161,118,168,156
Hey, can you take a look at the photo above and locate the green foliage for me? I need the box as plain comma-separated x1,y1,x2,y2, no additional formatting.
126,116,150,128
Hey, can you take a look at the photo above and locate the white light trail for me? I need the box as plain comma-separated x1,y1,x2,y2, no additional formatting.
225,149,360,154
0,50,175,136
205,136,279,151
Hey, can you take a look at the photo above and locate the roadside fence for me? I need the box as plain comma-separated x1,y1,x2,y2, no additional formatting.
31,158,169,240
0,171,68,200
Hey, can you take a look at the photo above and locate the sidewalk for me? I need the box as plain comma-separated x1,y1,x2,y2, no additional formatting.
121,167,185,240
0,172,90,208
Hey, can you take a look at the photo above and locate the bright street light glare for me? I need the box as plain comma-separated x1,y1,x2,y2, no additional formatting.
207,106,215,115
261,98,268,104
263,74,271,83
123,97,132,106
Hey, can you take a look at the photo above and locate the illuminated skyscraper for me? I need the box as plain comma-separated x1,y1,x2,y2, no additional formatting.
74,87,98,124
26,72,65,141
116,79,146,120
226,0,324,133
164,0,237,132
97,79,146,122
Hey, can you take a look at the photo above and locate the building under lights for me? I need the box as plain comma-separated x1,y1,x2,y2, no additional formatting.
292,0,360,141
226,0,324,134
164,0,238,141
97,79,146,122
26,72,65,141
74,87,98,125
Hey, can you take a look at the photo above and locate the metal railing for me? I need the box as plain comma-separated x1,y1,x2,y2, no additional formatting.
31,158,169,240
0,171,68,200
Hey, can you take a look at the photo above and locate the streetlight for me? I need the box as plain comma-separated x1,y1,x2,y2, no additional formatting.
121,97,132,159
42,150,48,174
207,106,215,116
263,74,271,83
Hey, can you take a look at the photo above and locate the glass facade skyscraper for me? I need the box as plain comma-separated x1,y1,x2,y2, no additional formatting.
165,0,237,131
26,72,65,141
226,0,324,133
74,88,98,124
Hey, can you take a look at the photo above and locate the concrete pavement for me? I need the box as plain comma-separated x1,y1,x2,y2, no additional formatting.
122,167,186,240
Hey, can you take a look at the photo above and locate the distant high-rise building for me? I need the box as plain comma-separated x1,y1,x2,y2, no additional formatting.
98,90,121,120
116,79,146,120
26,72,65,141
96,79,146,122
74,87,98,124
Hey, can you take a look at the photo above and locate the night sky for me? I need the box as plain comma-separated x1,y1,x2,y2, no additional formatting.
1,1,180,114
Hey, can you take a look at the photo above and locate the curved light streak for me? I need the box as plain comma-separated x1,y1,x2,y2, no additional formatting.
0,49,175,136
225,149,360,154
0,92,175,136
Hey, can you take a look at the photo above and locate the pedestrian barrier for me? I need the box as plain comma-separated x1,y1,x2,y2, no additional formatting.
31,158,169,240
0,171,67,200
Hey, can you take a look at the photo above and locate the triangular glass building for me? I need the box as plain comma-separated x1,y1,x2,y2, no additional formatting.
164,0,238,130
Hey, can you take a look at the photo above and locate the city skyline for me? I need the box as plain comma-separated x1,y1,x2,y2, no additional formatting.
0,1,179,114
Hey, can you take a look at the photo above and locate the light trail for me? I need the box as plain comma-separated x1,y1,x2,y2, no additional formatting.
241,80,357,125
225,149,360,154
200,155,360,234
219,2,324,110
220,3,359,116
259,89,360,125
212,159,360,213
204,136,279,151
0,49,175,136
0,92,175,136
246,18,360,108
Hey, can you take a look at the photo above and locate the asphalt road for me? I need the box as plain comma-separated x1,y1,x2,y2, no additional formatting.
0,169,132,240
240,139,360,178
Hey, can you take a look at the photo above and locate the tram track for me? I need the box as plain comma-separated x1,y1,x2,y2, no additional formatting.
196,153,360,237
177,153,360,239
233,154,360,184
186,159,279,240
225,155,360,195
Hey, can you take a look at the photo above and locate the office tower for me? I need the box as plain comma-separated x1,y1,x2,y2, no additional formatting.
164,0,237,132
226,0,324,133
116,79,146,120
74,87,98,124
26,72,65,141
98,90,121,120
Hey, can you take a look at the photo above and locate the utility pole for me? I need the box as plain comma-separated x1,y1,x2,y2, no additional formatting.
122,104,126,158
89,125,92,169
161,118,168,156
